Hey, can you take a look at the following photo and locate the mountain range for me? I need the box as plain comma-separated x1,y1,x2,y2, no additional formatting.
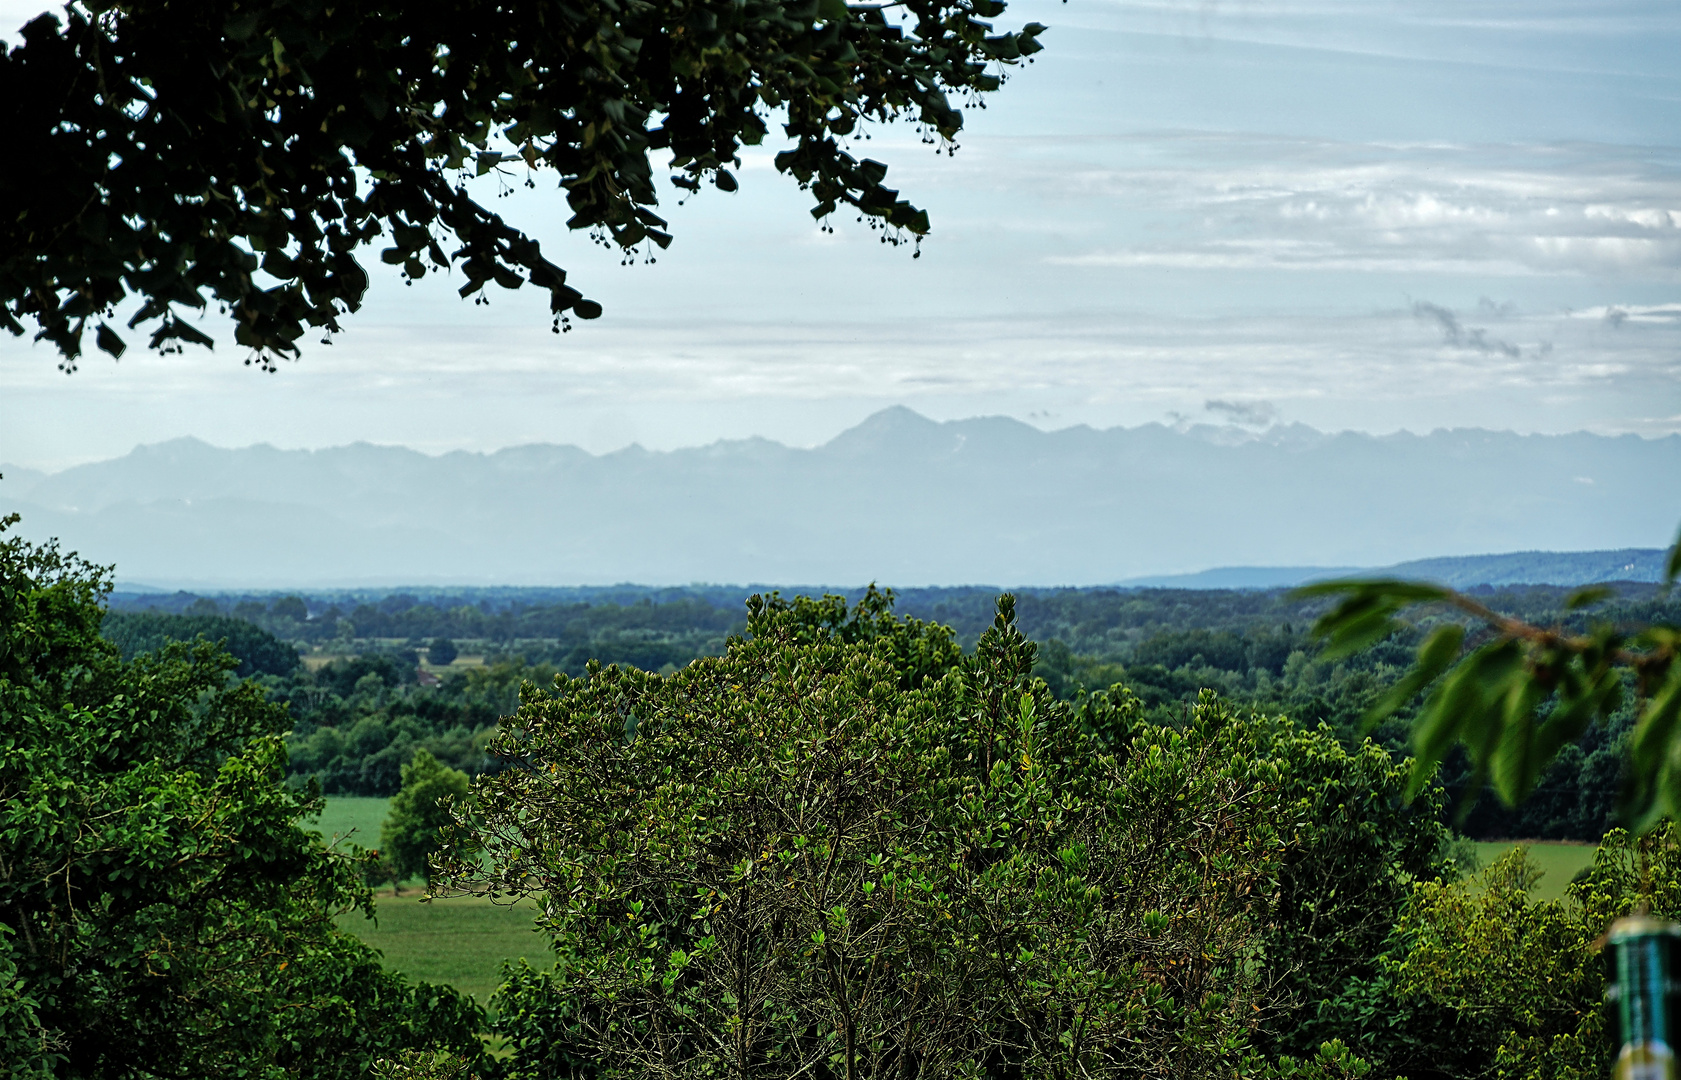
3,408,1678,588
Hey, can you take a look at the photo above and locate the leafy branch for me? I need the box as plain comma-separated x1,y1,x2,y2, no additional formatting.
1300,527,1681,827
2,0,1045,369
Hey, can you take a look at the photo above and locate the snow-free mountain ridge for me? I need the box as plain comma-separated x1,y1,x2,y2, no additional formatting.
3,408,1678,588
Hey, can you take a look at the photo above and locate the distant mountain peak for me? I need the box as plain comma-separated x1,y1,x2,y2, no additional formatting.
823,406,952,456
134,435,221,455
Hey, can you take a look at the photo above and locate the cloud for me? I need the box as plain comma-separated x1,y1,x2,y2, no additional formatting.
12,300,1676,470
1205,399,1279,428
1023,138,1681,281
1568,303,1681,324
1412,301,1523,358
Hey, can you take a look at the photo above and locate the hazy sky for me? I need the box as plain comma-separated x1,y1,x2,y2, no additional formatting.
3,0,1679,469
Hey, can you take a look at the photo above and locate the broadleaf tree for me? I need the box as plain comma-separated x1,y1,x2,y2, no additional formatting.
1,0,1044,369
382,748,472,886
0,514,489,1079
437,589,1446,1079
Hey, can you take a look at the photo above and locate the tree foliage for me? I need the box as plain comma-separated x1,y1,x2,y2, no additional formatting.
428,637,459,667
123,579,1673,832
1387,827,1681,1080
433,590,1454,1079
278,655,520,795
2,0,1043,367
1303,529,1681,827
102,609,302,677
382,749,472,885
0,514,487,1079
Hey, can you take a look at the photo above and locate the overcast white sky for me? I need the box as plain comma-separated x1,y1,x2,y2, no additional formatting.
3,0,1679,469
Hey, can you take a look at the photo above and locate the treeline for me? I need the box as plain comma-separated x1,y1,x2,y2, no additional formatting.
108,578,1675,654
103,582,1680,838
1029,585,1666,842
108,589,745,650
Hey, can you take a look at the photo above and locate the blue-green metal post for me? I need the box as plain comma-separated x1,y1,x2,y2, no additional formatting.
1608,915,1681,1080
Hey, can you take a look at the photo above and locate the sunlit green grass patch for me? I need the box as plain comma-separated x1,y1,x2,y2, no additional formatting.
307,794,390,850
341,891,554,1005
1471,841,1597,902
313,797,554,1005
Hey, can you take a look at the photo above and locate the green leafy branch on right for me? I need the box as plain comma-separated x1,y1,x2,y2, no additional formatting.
1298,527,1681,827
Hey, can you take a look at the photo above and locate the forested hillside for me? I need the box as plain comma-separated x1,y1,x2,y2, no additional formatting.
103,580,1680,841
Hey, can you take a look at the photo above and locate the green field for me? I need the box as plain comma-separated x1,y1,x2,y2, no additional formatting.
312,796,554,1003
343,891,554,1004
1471,841,1598,902
307,795,391,851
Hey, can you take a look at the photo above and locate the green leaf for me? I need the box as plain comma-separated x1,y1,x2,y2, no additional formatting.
1408,641,1523,805
1406,665,1481,800
1666,523,1681,590
1630,666,1681,828
95,322,127,359
1301,580,1452,661
1363,624,1463,730
1489,674,1544,806
1317,608,1398,662
1294,578,1451,605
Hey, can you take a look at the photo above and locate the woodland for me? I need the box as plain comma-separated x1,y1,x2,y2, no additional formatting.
10,520,1681,1080
104,581,1679,842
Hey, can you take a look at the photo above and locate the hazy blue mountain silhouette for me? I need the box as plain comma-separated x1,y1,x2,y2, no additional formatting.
3,409,1677,588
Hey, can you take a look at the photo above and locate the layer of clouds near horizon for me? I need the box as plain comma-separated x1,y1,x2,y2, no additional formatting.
2,0,1679,468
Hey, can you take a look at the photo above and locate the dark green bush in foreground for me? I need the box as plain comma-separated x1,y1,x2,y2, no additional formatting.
0,517,487,1080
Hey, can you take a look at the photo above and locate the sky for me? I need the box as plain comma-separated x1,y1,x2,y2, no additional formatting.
3,0,1680,469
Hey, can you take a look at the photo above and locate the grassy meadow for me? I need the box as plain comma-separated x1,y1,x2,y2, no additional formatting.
308,795,391,851
343,891,553,1004
1471,840,1598,902
307,796,554,1004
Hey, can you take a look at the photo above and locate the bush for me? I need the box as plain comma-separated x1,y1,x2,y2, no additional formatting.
428,637,459,666
0,515,487,1079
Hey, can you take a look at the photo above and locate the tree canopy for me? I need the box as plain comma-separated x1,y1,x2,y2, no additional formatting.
434,590,1459,1078
102,609,302,677
0,515,488,1078
2,0,1043,369
382,749,472,885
